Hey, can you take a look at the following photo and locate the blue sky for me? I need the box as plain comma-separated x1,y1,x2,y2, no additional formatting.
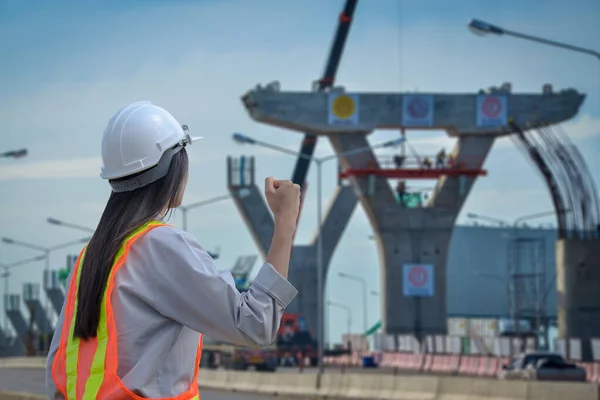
0,0,598,343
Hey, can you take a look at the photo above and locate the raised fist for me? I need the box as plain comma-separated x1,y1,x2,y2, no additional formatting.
264,177,301,224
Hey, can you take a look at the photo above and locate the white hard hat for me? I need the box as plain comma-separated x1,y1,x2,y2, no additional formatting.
100,101,202,192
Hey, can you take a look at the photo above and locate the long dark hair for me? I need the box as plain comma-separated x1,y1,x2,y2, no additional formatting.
73,148,189,340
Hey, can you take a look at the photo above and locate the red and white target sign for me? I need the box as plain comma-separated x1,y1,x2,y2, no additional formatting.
403,264,434,297
402,95,434,127
476,95,507,127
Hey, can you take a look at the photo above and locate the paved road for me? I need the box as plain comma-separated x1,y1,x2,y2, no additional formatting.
0,368,277,400
0,366,404,399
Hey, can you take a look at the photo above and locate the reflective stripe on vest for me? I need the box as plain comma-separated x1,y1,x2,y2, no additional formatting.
52,220,203,400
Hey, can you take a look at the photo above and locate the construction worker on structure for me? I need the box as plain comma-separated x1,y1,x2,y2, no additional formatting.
435,148,446,168
45,101,300,399
422,156,432,169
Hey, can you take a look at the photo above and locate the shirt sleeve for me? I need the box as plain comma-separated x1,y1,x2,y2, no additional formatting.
127,225,298,347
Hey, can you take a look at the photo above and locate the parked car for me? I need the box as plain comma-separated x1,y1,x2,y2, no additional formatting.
498,352,586,382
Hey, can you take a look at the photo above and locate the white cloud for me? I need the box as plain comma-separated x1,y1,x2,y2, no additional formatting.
564,113,600,141
0,140,301,182
0,156,101,181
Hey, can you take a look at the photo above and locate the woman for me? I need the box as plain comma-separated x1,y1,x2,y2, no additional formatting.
46,101,300,399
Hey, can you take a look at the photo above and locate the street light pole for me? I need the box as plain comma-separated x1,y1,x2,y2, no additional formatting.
467,19,600,61
513,210,562,228
466,212,507,227
338,272,368,333
47,218,95,234
0,255,46,333
179,194,231,232
232,132,404,374
1,237,91,317
327,300,352,342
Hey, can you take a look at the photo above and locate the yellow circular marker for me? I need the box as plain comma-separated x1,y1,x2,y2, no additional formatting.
331,95,356,119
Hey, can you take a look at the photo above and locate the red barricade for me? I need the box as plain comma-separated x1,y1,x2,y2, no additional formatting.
430,354,459,374
579,362,599,383
477,357,495,377
458,356,480,376
378,352,395,368
422,354,434,373
350,351,361,367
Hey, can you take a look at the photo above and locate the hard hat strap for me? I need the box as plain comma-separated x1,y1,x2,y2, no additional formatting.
109,145,184,193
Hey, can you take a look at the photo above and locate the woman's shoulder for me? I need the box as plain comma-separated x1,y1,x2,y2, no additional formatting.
143,223,194,243
130,222,214,274
138,222,204,253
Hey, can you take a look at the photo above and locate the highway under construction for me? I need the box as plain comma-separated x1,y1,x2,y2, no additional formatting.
0,0,599,398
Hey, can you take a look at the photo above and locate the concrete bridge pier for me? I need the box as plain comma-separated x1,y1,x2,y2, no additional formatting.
44,269,65,315
5,294,28,354
23,283,52,335
226,156,358,339
329,133,495,340
237,81,586,346
556,238,600,361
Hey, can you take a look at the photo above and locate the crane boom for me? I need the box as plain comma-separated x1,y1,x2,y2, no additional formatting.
290,0,359,189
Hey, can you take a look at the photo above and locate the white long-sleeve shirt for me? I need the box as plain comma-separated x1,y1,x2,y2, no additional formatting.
45,225,297,398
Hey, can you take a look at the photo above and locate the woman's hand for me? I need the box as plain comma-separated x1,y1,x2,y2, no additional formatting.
264,177,300,228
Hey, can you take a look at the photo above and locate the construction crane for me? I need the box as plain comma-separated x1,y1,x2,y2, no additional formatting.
291,0,359,203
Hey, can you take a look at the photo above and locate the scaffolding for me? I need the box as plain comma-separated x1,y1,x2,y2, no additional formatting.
227,156,256,187
339,155,487,180
507,236,547,346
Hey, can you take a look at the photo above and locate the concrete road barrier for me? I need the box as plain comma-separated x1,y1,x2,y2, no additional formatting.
260,373,318,397
526,380,598,400
0,391,45,400
437,376,529,400
199,370,600,400
0,357,45,369
388,373,440,400
1,359,598,400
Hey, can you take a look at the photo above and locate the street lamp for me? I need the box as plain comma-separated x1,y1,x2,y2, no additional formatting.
469,210,565,228
327,300,352,342
338,272,368,333
47,217,95,234
1,236,91,319
179,194,231,232
466,212,507,227
467,19,600,61
0,255,46,332
0,148,28,159
513,210,560,228
233,132,404,374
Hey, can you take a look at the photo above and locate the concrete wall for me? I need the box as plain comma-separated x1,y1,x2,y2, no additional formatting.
447,225,558,318
556,238,600,361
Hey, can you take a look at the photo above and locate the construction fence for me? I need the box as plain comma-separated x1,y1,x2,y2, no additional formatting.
326,334,600,384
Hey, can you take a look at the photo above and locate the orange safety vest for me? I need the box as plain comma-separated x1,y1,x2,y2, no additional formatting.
52,220,203,400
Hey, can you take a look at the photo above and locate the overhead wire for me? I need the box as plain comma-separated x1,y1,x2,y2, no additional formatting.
509,120,598,239
552,125,600,236
509,123,569,238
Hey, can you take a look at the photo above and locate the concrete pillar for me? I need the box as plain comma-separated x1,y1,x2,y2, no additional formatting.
5,294,28,350
556,238,600,361
238,83,585,342
226,156,358,338
44,269,65,316
329,133,494,339
23,283,52,335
